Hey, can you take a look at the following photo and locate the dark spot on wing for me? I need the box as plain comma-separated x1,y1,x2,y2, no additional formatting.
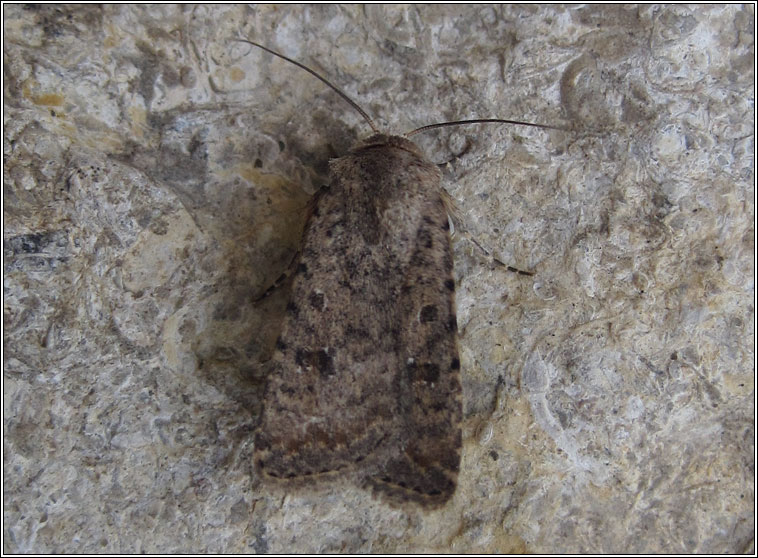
309,291,325,311
294,347,335,378
420,304,438,323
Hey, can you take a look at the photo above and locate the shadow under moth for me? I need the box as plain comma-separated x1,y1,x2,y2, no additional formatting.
243,40,557,508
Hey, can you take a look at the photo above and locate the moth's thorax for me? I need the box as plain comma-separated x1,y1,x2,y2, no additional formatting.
352,134,427,160
331,133,441,187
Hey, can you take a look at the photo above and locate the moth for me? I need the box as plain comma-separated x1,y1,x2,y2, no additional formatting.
241,40,556,507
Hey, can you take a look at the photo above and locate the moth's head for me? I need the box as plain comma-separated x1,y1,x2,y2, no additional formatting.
353,134,425,158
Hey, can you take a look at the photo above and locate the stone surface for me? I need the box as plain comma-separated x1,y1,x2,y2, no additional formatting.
3,4,754,553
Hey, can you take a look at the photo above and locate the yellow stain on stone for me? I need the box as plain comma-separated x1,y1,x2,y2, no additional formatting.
443,511,528,554
229,66,245,82
103,32,118,48
478,531,529,554
723,371,753,396
236,164,287,190
234,164,309,214
33,92,65,106
21,81,129,150
128,105,148,139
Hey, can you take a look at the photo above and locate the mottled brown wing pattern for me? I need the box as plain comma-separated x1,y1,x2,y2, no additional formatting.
254,135,462,507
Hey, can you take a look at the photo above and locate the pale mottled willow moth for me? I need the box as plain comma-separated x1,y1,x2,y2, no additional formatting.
241,40,557,507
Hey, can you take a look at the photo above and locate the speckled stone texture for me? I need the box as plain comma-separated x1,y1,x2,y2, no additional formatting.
3,4,753,553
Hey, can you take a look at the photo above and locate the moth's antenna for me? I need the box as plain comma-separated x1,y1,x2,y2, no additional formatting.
406,118,565,137
232,38,379,135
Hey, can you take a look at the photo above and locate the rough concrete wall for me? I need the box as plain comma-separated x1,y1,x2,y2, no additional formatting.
3,4,753,553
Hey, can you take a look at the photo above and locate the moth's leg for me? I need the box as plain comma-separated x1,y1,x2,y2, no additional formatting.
253,250,300,303
440,188,534,276
468,236,534,276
